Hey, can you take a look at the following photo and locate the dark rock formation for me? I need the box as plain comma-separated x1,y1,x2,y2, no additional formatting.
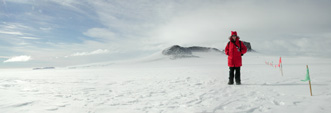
33,67,55,70
162,45,222,59
187,46,222,52
242,41,253,52
162,41,253,59
162,45,192,56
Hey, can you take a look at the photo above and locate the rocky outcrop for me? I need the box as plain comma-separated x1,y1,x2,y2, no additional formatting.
162,45,192,56
242,41,253,52
33,67,55,70
187,46,222,52
162,45,221,59
162,41,253,59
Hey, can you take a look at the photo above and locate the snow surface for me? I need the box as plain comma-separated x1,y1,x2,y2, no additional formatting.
1,52,331,113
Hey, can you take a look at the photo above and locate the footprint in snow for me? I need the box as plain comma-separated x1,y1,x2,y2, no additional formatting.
271,100,285,106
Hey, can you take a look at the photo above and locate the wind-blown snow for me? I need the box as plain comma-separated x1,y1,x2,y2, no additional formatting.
0,52,330,113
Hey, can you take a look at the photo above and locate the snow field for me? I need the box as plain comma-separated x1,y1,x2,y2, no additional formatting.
0,53,331,113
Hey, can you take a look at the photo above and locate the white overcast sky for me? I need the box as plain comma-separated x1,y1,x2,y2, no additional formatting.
0,0,331,68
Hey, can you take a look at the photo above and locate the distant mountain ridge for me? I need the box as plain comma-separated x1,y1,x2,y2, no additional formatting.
162,45,222,59
162,41,253,59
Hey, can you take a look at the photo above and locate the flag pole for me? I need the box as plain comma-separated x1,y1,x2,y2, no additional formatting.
280,57,283,76
307,65,313,96
280,63,283,76
309,80,313,96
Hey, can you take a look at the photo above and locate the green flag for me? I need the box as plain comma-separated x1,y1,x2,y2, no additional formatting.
301,67,310,81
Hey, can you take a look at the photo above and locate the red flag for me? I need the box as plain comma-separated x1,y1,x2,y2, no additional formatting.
278,57,282,67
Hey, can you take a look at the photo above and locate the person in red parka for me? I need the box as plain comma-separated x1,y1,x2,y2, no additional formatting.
225,31,247,85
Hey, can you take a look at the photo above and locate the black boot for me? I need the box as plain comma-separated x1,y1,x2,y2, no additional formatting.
234,67,241,85
236,82,241,85
229,67,235,85
228,81,234,85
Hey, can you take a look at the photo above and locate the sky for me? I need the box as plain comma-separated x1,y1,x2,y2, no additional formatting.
0,0,331,68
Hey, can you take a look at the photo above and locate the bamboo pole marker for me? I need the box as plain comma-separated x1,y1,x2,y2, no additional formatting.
307,65,313,96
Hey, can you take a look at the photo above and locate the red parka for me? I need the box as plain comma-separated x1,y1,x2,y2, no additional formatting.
225,37,247,67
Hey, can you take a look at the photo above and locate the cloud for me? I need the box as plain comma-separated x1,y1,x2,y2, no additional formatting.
0,30,23,35
145,0,331,56
39,27,52,31
0,56,9,59
83,28,116,40
20,37,40,40
4,55,31,63
70,49,110,57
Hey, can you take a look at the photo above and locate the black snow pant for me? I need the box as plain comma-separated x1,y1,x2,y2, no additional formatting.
229,67,241,83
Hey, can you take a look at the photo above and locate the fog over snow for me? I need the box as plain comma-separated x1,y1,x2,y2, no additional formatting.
1,0,331,68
